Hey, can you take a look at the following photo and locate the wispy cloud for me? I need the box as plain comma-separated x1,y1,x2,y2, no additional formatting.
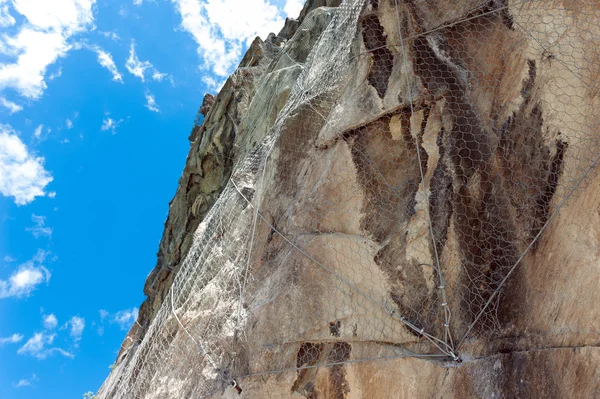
202,75,226,91
93,46,124,83
125,40,170,83
0,124,53,205
17,309,83,360
144,91,159,112
0,249,51,299
0,2,16,27
0,0,96,99
100,114,124,134
0,97,23,114
43,313,58,329
66,118,73,129
99,307,138,330
99,31,120,41
114,308,138,329
33,124,43,139
151,71,171,83
48,68,62,80
66,316,85,345
26,214,53,238
17,332,74,359
125,41,152,82
0,333,24,346
13,374,38,388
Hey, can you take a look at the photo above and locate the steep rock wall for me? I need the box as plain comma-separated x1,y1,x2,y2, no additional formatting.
99,0,600,398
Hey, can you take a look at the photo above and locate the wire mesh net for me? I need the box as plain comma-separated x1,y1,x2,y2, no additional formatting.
98,0,600,397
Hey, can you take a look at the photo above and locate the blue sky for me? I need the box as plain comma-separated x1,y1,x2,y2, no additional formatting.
0,0,303,397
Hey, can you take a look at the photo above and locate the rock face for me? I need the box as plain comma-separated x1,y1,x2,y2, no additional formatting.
98,1,600,398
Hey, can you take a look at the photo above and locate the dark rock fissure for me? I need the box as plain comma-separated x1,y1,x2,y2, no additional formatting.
429,127,454,259
291,342,352,398
329,320,341,337
411,17,566,334
327,342,352,399
360,14,394,98
533,139,567,239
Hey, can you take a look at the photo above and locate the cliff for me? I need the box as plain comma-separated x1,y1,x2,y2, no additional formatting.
98,0,600,398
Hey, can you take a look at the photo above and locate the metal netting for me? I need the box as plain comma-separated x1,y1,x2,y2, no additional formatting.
98,0,600,397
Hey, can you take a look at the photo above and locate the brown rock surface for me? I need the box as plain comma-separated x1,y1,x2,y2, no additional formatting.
98,0,600,398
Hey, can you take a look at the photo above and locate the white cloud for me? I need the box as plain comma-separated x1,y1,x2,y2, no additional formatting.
0,97,23,113
17,332,74,359
3,255,15,262
153,72,174,85
203,0,282,43
0,0,96,99
34,124,43,138
33,125,52,142
32,248,51,263
26,214,52,238
100,307,138,330
283,0,303,18
151,71,166,82
201,75,225,91
93,46,123,83
0,124,53,205
99,31,120,41
100,118,115,131
66,316,85,344
133,0,143,5
125,41,170,84
43,313,58,329
113,308,138,329
100,115,124,134
66,118,73,129
11,0,95,32
0,0,15,28
0,250,51,299
172,0,284,83
145,91,159,112
0,28,68,98
13,374,38,388
48,68,62,80
125,41,152,82
201,75,218,89
0,333,24,346
33,124,51,142
18,333,51,358
0,264,50,297
48,191,56,198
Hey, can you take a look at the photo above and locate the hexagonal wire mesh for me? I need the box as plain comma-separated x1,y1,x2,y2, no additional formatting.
98,0,600,397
